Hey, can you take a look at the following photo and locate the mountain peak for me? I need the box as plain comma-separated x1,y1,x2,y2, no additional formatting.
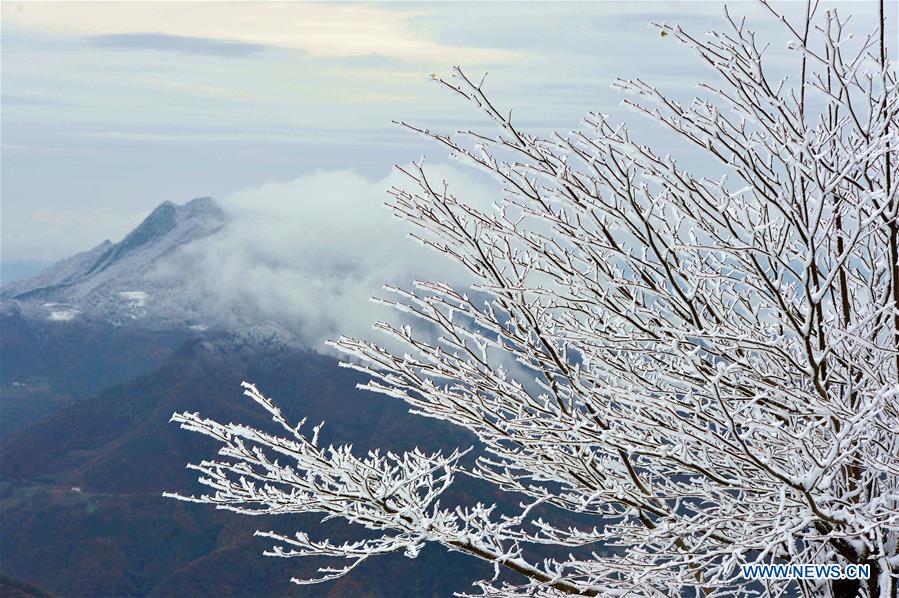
1,197,228,328
117,203,179,253
184,196,217,211
87,197,226,276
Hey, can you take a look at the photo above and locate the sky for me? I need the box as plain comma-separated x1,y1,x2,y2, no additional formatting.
1,1,768,262
1,1,895,343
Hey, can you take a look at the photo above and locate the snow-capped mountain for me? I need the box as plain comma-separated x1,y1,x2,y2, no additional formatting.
2,197,228,329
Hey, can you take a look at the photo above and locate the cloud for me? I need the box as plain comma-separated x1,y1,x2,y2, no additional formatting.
1,2,517,65
157,165,494,350
86,33,266,57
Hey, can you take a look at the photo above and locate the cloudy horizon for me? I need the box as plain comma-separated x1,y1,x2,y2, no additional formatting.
2,1,894,323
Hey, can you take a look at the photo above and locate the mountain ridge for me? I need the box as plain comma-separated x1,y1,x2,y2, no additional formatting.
1,197,229,331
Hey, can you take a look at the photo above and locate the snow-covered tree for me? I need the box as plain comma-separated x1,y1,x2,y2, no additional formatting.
166,2,898,596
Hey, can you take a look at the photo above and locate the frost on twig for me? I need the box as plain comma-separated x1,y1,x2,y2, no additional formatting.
169,3,898,596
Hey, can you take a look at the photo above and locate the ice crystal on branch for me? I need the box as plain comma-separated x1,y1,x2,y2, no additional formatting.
168,3,898,596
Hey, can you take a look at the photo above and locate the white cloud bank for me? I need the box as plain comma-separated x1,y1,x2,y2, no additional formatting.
167,165,492,350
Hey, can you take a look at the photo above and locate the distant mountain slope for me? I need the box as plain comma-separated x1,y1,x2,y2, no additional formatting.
0,312,191,437
0,334,486,597
1,197,226,330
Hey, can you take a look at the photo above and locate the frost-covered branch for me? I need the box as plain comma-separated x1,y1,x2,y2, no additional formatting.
170,3,898,596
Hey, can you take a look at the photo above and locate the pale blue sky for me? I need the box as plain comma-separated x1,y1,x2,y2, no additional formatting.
1,1,893,268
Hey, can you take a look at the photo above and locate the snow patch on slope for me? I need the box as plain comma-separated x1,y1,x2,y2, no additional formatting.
47,308,79,322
